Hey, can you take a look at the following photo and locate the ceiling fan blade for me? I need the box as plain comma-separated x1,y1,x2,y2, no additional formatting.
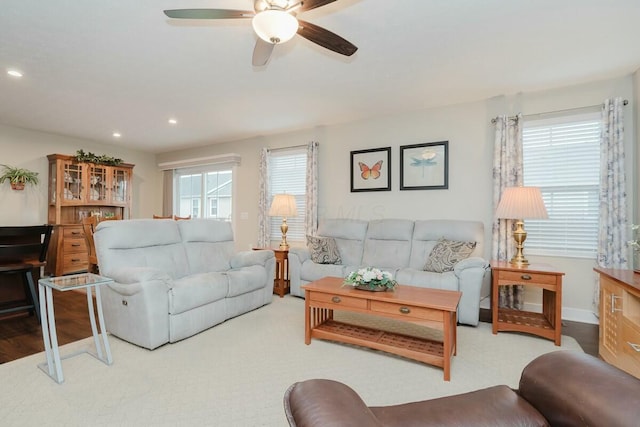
252,39,275,66
163,9,253,19
299,0,338,12
297,20,357,56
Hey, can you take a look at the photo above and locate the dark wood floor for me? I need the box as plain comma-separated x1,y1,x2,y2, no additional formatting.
0,294,600,364
0,290,93,364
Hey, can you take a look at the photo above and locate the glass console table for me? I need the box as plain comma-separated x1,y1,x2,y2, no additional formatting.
38,273,114,384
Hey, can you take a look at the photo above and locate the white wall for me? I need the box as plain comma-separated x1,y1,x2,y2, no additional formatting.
0,124,162,224
158,74,637,325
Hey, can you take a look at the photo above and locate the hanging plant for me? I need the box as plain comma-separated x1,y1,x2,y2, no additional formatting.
0,164,39,190
75,149,123,166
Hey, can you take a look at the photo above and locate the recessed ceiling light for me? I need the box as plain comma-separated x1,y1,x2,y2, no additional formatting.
112,132,121,138
7,69,23,78
168,118,178,125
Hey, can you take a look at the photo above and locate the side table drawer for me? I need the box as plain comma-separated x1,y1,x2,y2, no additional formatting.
310,293,367,310
498,270,557,286
621,317,640,376
371,301,442,321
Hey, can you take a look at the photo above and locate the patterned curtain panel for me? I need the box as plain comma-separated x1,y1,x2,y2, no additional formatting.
257,148,270,248
306,141,319,237
491,114,524,309
594,97,628,313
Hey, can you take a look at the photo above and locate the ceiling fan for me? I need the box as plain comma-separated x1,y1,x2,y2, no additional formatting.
164,0,358,66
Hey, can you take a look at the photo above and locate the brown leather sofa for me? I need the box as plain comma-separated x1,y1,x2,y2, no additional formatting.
284,351,640,427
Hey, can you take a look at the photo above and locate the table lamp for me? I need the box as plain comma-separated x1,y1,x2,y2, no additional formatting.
495,186,548,266
268,193,298,250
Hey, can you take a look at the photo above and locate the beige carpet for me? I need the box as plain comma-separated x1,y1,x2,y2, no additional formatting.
0,296,582,426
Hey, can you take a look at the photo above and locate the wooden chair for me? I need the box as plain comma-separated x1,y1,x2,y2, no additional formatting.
0,225,53,321
81,216,99,274
153,215,172,219
173,215,191,220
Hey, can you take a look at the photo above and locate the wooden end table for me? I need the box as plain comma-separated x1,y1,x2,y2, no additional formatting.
302,276,461,381
253,247,289,297
491,260,564,346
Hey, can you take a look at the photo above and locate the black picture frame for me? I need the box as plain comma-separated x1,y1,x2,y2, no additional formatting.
400,141,449,190
350,147,391,192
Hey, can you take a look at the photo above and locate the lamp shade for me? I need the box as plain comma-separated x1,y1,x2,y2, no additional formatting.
495,186,548,220
252,10,299,44
269,194,298,217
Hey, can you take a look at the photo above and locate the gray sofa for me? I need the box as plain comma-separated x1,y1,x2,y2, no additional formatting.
94,219,276,350
288,219,488,325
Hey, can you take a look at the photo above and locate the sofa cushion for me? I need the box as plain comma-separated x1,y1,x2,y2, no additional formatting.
169,272,228,314
424,239,476,273
317,219,368,266
178,219,235,273
226,265,269,297
395,269,458,291
307,235,342,264
362,219,414,268
301,260,348,283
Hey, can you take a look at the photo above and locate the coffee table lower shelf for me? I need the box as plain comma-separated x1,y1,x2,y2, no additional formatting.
312,319,445,367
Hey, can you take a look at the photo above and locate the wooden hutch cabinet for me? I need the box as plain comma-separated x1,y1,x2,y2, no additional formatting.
594,267,640,379
46,154,134,276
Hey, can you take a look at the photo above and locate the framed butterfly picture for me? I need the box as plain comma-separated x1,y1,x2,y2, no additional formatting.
350,147,391,192
400,141,448,190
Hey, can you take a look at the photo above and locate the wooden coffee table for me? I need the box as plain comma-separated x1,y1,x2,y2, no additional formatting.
302,276,461,381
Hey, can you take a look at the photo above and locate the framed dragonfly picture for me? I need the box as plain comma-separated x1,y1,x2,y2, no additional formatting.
400,141,448,190
350,147,391,192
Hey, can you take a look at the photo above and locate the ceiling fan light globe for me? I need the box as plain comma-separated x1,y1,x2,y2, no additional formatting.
252,10,298,44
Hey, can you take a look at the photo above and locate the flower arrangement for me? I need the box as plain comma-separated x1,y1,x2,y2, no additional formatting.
344,267,397,291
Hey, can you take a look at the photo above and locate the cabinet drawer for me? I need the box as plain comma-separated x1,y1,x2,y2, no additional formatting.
371,300,442,321
498,270,557,286
62,252,88,273
63,238,87,253
63,226,84,239
621,317,640,373
310,292,367,310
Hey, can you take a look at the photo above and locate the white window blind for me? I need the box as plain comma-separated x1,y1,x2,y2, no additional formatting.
269,148,307,242
522,112,601,258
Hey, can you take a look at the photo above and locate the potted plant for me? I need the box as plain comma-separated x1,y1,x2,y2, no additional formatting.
0,164,39,190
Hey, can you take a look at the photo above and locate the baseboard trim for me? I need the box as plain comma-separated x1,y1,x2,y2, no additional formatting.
479,296,599,325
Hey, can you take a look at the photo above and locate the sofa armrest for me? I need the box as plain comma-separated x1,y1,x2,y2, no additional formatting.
453,256,489,274
230,249,275,268
452,257,489,326
288,247,310,263
518,351,640,427
284,379,384,427
106,267,172,285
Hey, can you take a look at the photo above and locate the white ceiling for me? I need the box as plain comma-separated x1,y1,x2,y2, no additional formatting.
1,0,640,153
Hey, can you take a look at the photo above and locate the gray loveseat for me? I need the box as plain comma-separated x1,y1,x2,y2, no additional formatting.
94,219,276,349
288,219,488,325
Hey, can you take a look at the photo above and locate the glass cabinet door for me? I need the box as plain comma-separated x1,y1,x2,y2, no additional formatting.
62,162,83,202
111,168,130,204
88,165,108,202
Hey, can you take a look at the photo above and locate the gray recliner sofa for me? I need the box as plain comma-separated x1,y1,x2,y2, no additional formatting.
94,218,276,350
288,219,489,326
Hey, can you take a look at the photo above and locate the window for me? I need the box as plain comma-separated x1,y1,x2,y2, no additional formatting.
174,167,232,221
269,147,307,243
522,112,601,258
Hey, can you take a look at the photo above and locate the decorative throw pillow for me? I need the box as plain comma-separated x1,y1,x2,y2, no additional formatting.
307,235,342,264
424,239,476,273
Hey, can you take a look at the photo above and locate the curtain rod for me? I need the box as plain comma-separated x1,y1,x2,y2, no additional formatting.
267,144,307,153
490,99,629,124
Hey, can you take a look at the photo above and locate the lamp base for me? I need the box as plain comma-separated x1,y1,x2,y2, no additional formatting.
509,219,529,266
279,219,290,251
